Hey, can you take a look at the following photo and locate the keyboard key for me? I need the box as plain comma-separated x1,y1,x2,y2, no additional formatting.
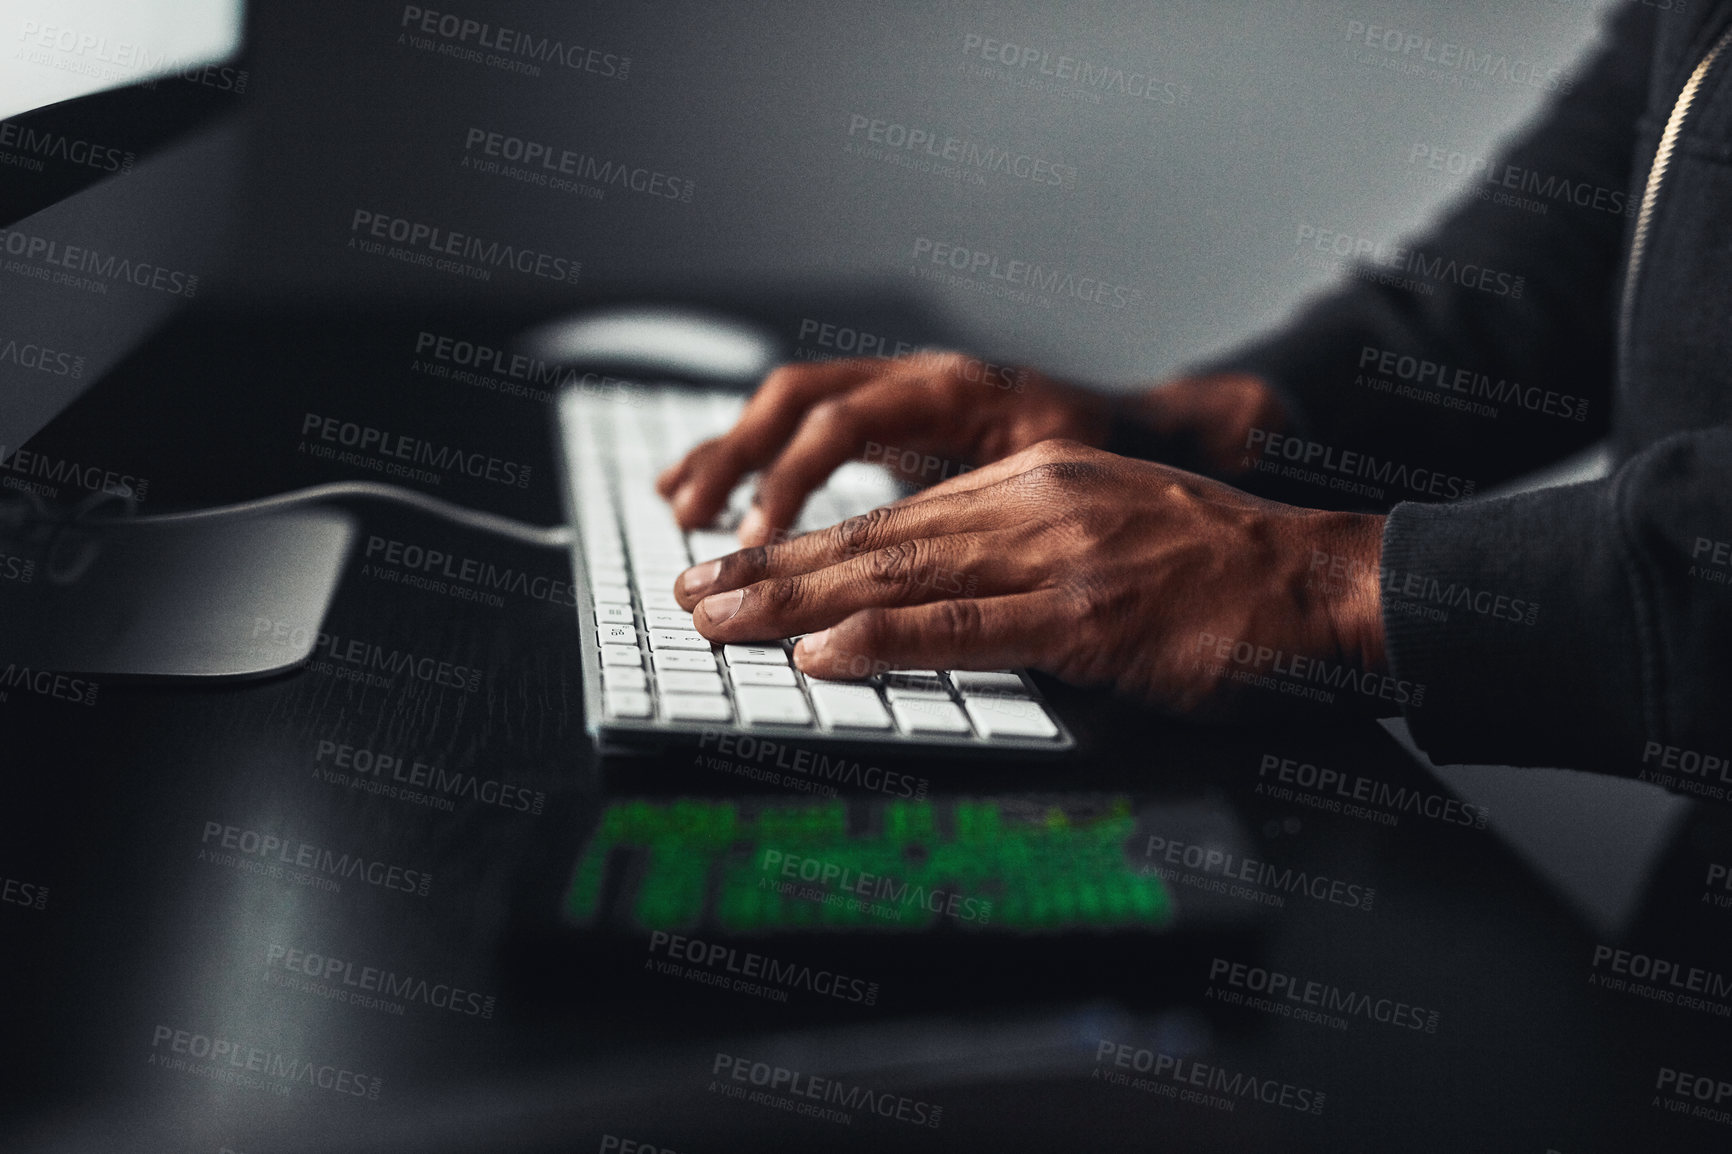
950,671,1030,697
658,670,725,695
595,603,635,625
598,624,638,646
725,644,790,665
604,667,648,691
654,650,718,673
592,583,633,606
735,686,813,727
662,694,734,723
891,696,972,735
884,672,947,694
639,590,683,610
887,686,952,701
649,629,711,650
601,645,643,668
646,609,696,630
729,664,798,688
964,697,1060,740
808,682,893,730
604,689,653,719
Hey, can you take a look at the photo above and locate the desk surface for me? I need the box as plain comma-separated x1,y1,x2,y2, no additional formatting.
3,304,1727,1154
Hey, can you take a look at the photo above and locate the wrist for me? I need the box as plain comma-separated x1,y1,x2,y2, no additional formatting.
1312,511,1389,676
1117,373,1292,477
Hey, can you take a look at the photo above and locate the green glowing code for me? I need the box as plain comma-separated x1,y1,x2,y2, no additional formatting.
562,797,1172,934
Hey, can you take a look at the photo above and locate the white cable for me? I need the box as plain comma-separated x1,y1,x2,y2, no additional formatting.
109,481,574,548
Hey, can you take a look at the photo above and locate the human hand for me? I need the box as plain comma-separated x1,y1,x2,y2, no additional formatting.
655,352,1112,547
673,439,1393,721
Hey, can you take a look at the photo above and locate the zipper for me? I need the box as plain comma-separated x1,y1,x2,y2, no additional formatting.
1619,23,1732,350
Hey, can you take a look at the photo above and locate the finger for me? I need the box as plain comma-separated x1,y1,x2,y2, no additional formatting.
674,479,1034,607
688,529,1031,641
657,361,883,528
790,591,1072,679
742,376,952,547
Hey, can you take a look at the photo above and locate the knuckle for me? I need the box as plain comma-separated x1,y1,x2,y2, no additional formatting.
755,576,805,614
1020,459,1100,490
930,595,984,640
759,365,807,399
832,506,893,558
866,540,924,589
720,545,769,583
1060,579,1114,628
804,398,854,436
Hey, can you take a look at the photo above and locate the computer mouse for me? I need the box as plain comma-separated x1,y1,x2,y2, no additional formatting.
515,305,783,384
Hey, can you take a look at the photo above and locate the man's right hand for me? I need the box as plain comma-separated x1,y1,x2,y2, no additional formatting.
654,350,1290,547
655,351,1113,546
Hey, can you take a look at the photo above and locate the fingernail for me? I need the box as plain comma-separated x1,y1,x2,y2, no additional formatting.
699,587,744,625
671,482,697,516
680,559,722,597
739,506,768,545
796,629,831,660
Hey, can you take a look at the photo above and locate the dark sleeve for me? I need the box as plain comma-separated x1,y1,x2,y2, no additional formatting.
1382,426,1732,776
1197,7,1654,502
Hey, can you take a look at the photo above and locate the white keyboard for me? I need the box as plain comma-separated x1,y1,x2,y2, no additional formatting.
557,384,1074,753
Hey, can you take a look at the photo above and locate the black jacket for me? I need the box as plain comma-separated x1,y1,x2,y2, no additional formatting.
1207,3,1732,779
